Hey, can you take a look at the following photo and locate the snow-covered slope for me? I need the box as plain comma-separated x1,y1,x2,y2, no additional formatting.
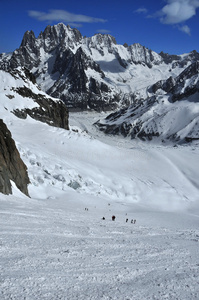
1,67,197,205
0,109,199,299
0,61,199,299
1,23,199,110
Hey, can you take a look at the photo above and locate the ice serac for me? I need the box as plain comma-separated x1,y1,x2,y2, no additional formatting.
0,119,30,196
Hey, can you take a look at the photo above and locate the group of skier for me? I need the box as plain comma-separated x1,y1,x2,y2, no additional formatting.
102,215,136,224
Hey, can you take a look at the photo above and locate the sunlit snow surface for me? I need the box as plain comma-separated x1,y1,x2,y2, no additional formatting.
0,110,199,299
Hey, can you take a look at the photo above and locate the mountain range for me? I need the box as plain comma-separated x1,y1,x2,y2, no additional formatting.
0,23,198,145
0,23,199,111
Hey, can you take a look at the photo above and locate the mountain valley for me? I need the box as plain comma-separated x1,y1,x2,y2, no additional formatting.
0,23,199,300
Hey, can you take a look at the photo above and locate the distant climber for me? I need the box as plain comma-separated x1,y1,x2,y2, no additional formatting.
131,219,136,224
112,215,116,221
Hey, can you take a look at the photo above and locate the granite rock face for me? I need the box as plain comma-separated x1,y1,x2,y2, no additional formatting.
0,119,30,196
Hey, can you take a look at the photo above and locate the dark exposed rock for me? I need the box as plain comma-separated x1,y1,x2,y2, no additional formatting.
45,46,110,108
115,52,128,69
23,67,36,84
120,122,132,137
150,76,176,94
2,66,69,129
159,51,180,64
171,61,199,102
13,86,69,130
0,119,30,196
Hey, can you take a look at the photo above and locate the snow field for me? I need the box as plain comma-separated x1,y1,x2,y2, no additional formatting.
0,111,199,299
0,192,199,300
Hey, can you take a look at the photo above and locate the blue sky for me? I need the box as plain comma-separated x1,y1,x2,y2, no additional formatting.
0,0,199,55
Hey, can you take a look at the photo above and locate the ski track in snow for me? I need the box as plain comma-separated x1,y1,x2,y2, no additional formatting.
0,111,199,300
1,196,199,300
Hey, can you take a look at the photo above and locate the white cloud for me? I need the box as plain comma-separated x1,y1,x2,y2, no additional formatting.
28,9,107,25
97,29,111,34
179,24,191,35
134,8,148,14
159,0,199,24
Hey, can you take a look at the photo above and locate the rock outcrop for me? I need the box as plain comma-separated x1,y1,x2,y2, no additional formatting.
13,85,69,130
0,119,30,196
5,68,69,130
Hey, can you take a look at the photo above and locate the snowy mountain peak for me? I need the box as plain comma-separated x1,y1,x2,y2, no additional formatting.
20,30,36,47
20,23,82,54
128,43,162,67
40,23,82,50
88,33,117,48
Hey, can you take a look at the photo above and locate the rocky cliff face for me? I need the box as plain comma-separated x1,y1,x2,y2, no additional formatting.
13,85,69,129
1,23,199,110
0,119,30,196
6,68,69,130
